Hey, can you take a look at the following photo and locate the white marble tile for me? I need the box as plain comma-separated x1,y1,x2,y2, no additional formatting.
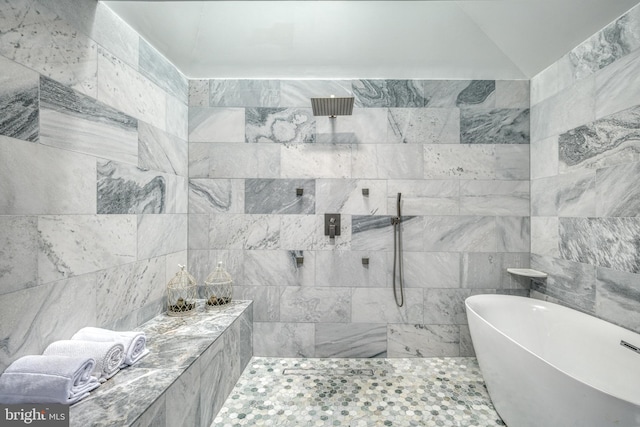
460,180,529,216
97,47,166,131
139,121,188,177
0,136,97,215
531,135,559,179
316,179,387,215
38,215,136,284
245,107,315,144
530,176,559,216
350,215,394,251
233,285,280,322
189,179,244,214
245,179,315,215
188,215,209,250
253,322,314,357
387,324,459,357
315,108,388,144
210,80,280,107
279,215,317,250
530,62,560,106
189,80,209,107
496,216,530,253
188,107,244,143
387,108,460,144
596,161,640,217
0,216,38,295
280,287,351,322
495,80,530,108
280,80,352,108
0,274,97,373
352,144,423,179
351,288,423,324
557,170,596,217
424,144,496,179
387,180,459,216
423,216,497,252
0,55,39,142
596,267,640,333
314,323,387,358
281,143,351,179
96,256,166,327
424,289,480,325
210,215,280,250
40,76,138,165
166,94,188,141
243,250,314,287
139,39,188,104
137,214,188,260
495,144,530,180
531,216,560,257
91,2,139,70
460,108,530,145
0,0,97,97
596,46,640,120
193,143,281,179
315,251,389,288
402,252,460,289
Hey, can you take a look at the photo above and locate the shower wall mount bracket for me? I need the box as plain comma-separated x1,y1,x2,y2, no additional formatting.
324,213,341,238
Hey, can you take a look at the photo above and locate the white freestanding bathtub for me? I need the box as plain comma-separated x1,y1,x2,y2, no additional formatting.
465,294,640,427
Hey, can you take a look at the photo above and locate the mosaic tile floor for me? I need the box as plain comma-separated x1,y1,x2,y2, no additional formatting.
212,357,504,427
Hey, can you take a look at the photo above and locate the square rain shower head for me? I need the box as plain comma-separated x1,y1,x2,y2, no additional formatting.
310,96,354,118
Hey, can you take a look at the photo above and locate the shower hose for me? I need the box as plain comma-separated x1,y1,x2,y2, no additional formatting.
392,193,404,307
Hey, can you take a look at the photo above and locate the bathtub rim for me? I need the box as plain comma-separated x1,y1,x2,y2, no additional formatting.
465,293,640,408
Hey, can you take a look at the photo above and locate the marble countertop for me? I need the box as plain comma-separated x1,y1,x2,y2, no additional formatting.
69,300,251,427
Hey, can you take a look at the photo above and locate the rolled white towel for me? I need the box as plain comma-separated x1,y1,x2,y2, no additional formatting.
71,327,149,367
0,355,100,405
44,340,124,382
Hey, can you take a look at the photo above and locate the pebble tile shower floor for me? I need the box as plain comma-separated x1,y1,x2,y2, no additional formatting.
212,357,504,427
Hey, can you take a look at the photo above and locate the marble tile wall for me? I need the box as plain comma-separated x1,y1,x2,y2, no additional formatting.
188,78,531,358
0,0,189,373
530,3,640,333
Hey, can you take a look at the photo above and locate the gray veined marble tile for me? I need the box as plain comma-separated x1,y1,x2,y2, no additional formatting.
315,251,389,288
97,47,166,131
188,107,245,143
210,79,280,107
557,169,596,217
402,252,460,289
353,80,425,108
40,76,139,165
424,216,497,252
387,108,460,144
559,217,596,265
424,289,480,325
0,55,39,142
210,214,280,250
568,5,640,81
189,79,209,107
596,161,640,217
315,108,388,144
593,217,640,274
280,287,351,323
351,215,393,251
495,80,530,108
189,179,244,214
530,254,597,313
139,121,188,177
281,143,351,179
351,288,423,324
0,0,97,97
423,80,495,108
280,80,353,108
460,180,529,216
530,176,559,216
233,285,280,322
37,215,137,284
139,39,188,104
96,257,166,327
243,250,314,287
316,179,387,215
0,216,38,295
387,180,459,216
0,135,97,215
559,105,640,173
97,161,167,214
496,216,530,253
460,108,530,144
455,80,496,107
137,214,188,260
314,323,387,358
387,324,460,357
245,179,316,214
279,215,317,250
596,267,640,334
253,322,315,357
245,107,316,144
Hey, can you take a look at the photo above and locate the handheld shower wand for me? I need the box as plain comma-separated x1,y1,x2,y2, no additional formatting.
391,193,404,307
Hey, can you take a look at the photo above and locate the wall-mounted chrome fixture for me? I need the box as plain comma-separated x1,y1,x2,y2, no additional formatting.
296,188,304,196
324,213,341,238
295,255,304,266
311,95,354,118
361,257,370,266
362,188,369,196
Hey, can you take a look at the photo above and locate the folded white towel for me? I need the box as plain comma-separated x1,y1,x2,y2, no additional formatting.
0,355,100,405
71,327,149,367
44,340,124,382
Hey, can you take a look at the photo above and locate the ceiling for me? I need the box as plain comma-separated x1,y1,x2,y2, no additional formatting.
103,0,640,80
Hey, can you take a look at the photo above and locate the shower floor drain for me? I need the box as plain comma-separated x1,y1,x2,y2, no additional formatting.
282,368,374,376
